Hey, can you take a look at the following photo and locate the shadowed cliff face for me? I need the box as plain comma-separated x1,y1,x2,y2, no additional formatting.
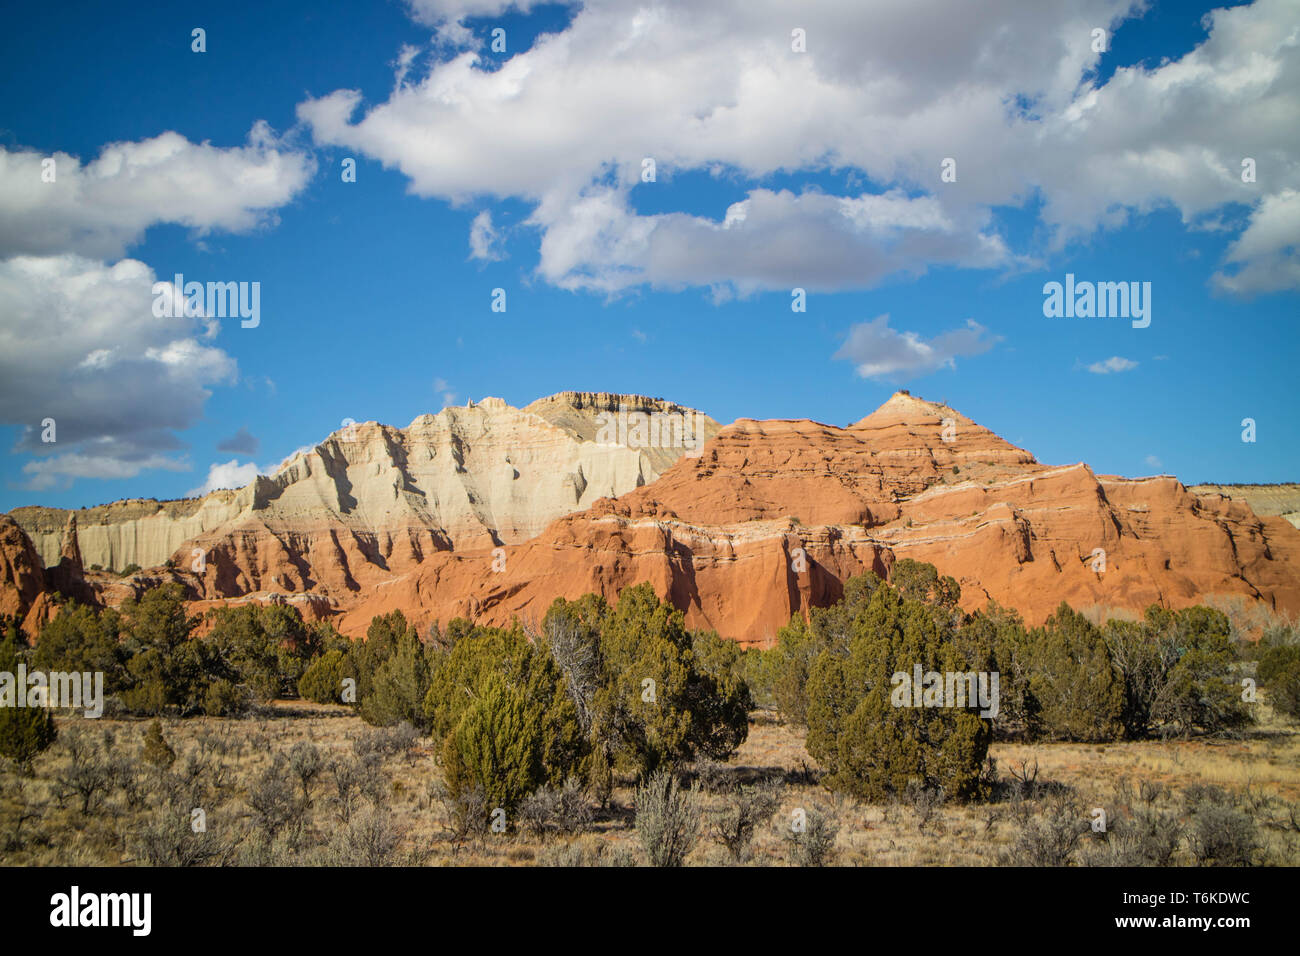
4,391,1298,644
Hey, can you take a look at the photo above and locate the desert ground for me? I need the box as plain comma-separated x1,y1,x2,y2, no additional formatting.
5,700,1297,867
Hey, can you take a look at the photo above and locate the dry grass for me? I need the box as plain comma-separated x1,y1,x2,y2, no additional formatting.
3,701,1298,866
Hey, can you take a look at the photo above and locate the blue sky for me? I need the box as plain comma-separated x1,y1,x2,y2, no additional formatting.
1,0,1296,513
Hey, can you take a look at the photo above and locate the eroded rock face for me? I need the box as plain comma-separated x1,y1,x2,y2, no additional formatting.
4,393,720,633
0,514,46,630
4,391,1297,645
1190,483,1300,529
338,394,1300,644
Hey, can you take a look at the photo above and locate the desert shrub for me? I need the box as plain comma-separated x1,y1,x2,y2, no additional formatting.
711,783,780,862
518,778,592,839
693,756,735,794
0,632,56,774
248,755,301,840
1103,618,1178,739
1267,661,1300,720
904,780,947,831
764,574,883,725
635,768,701,867
109,753,148,809
1024,604,1124,742
142,719,176,768
427,624,585,812
1146,606,1251,736
32,602,127,684
1088,808,1183,867
1187,805,1259,866
805,581,993,801
328,804,403,866
0,705,57,775
207,603,328,701
554,584,751,778
330,755,383,823
131,797,227,866
890,558,962,610
58,728,112,815
351,721,419,760
963,602,1040,740
1002,795,1090,866
298,649,348,704
288,741,325,804
202,678,248,717
433,779,488,839
1257,641,1300,721
441,673,555,816
537,835,638,867
785,804,839,866
361,618,432,729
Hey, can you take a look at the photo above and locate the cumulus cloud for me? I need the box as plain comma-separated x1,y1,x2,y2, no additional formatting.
0,255,239,488
0,123,315,260
1213,188,1300,294
533,187,1013,294
1087,356,1138,374
216,427,260,455
0,124,312,488
833,314,998,381
188,459,261,497
468,209,503,260
299,0,1300,294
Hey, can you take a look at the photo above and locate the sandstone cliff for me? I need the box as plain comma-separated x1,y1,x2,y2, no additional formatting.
335,393,1300,644
3,391,1296,646
12,392,719,575
1189,483,1300,529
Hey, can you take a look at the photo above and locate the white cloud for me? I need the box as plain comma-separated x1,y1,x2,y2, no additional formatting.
23,453,188,492
833,314,998,381
532,186,1014,294
1145,454,1163,469
468,209,503,260
1213,188,1300,294
1087,355,1138,374
404,0,539,27
299,0,1300,294
0,255,238,487
0,123,315,260
188,459,262,497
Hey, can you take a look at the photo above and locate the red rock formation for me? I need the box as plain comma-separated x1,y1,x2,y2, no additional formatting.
4,391,1298,645
0,514,47,632
337,394,1300,644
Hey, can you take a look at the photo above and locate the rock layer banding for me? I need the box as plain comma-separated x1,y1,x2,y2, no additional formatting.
4,391,1297,645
